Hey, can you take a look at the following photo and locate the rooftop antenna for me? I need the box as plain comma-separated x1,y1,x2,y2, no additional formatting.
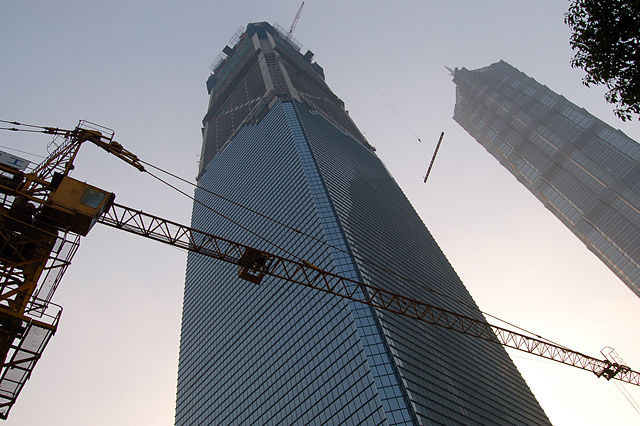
287,2,305,40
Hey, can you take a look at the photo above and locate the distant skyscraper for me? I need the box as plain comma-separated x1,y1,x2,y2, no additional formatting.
175,24,549,425
453,60,640,299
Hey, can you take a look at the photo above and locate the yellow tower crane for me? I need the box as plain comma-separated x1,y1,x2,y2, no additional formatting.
0,120,637,420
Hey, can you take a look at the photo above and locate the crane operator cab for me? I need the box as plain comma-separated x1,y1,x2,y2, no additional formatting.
41,173,115,236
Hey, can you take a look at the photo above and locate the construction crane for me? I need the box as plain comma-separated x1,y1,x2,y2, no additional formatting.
0,120,144,418
287,2,304,40
0,121,638,420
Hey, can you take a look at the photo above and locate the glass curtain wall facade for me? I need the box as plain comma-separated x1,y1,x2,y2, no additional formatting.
453,60,640,299
175,25,550,425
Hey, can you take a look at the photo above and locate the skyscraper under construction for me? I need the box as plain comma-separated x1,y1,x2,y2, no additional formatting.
175,24,549,425
453,60,640,299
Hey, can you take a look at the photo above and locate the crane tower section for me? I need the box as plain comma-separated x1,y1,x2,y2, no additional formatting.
0,122,115,419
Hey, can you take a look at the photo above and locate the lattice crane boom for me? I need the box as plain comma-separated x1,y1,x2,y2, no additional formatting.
98,202,640,387
287,2,304,40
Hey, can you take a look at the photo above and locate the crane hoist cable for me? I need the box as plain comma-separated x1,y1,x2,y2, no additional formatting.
144,169,305,263
0,120,566,347
0,119,71,136
1,120,363,265
326,37,427,156
0,144,43,159
0,119,49,129
139,159,566,348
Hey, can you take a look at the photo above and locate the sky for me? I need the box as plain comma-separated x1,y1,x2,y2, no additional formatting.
1,1,639,425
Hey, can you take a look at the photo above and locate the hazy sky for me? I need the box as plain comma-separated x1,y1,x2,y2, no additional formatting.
1,1,639,425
